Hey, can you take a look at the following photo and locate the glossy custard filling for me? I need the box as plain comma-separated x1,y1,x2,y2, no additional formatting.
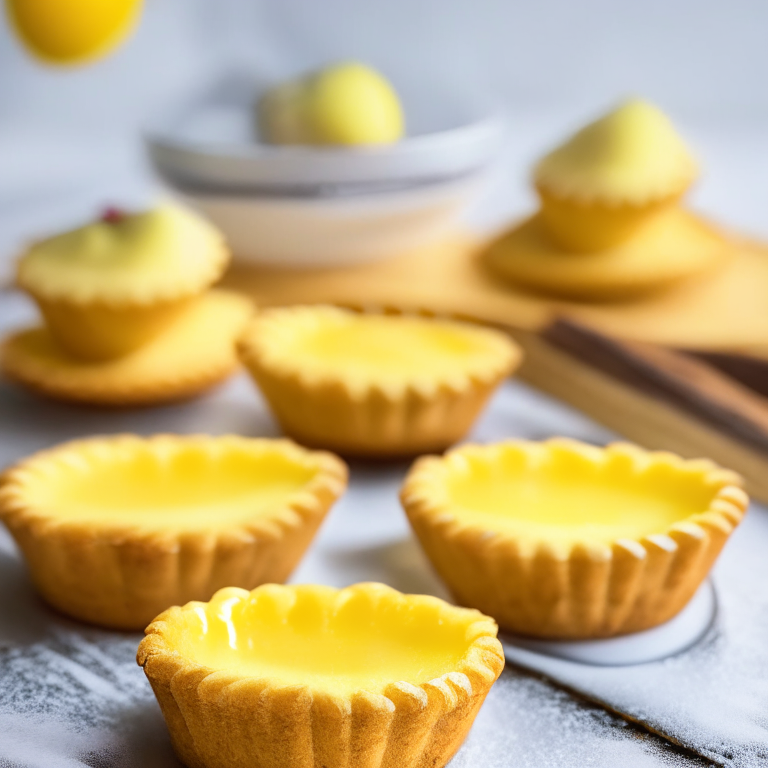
444,445,717,546
173,586,472,696
287,315,500,381
23,443,318,530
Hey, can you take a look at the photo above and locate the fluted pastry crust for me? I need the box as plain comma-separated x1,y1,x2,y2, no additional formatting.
401,438,747,639
238,305,521,457
515,100,705,257
137,583,504,768
0,435,347,629
534,99,697,206
1,290,253,406
16,204,230,360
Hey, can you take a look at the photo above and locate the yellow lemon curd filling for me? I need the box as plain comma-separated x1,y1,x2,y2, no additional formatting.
18,438,322,532
169,585,476,697
259,62,404,146
17,204,225,304
263,311,513,388
7,0,143,65
440,442,719,549
535,99,697,205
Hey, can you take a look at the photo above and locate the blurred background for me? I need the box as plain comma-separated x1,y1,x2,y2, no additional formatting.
2,0,768,274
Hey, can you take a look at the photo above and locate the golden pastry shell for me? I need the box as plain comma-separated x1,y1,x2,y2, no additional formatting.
401,438,748,639
16,223,230,361
237,305,522,457
0,434,347,630
137,582,505,768
0,289,253,406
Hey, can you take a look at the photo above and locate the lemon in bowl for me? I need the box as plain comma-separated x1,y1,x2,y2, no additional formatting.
258,62,404,147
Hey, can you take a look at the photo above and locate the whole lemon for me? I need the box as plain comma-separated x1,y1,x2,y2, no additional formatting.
6,0,143,65
259,62,405,147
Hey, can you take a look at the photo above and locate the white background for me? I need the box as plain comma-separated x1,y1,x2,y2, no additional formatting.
1,0,767,267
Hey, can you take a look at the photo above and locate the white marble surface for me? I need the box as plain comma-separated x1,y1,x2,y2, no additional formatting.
0,291,764,767
1,3,768,763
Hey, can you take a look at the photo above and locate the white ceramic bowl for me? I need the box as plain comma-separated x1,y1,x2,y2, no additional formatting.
149,119,504,193
145,75,505,193
176,173,487,268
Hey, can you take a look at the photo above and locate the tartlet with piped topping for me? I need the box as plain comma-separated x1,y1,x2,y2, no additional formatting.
535,99,698,252
16,204,229,361
0,435,347,629
237,305,521,457
138,582,504,768
401,438,747,639
483,100,728,300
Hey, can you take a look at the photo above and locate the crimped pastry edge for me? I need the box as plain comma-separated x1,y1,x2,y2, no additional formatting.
0,289,253,406
0,434,348,629
137,582,505,768
533,166,697,208
237,305,521,456
400,437,748,639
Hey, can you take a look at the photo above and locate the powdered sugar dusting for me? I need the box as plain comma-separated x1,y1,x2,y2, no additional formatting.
0,292,764,765
0,605,703,768
502,505,768,767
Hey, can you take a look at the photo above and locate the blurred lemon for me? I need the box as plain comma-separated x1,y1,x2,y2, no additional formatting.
6,0,143,65
259,62,405,146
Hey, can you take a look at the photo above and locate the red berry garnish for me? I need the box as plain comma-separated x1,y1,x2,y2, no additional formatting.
101,207,125,224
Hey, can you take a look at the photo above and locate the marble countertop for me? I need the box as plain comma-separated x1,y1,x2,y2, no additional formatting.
2,113,768,766
1,290,763,767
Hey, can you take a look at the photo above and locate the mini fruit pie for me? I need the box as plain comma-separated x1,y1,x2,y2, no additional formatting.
0,435,347,629
16,204,228,361
238,305,521,457
4,204,251,406
138,582,504,768
483,100,728,300
401,438,747,639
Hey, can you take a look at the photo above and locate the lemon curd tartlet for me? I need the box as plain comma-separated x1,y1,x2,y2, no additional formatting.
483,100,727,300
0,435,347,630
238,306,521,457
16,204,228,361
401,438,747,639
138,582,504,768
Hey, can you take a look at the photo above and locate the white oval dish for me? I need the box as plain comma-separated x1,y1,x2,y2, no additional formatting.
501,580,717,667
177,173,487,268
145,76,505,193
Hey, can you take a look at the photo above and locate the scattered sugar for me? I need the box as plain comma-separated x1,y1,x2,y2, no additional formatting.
499,506,768,767
0,327,765,766
0,612,703,768
453,672,709,768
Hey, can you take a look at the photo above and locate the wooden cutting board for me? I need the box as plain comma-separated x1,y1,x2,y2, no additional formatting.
222,232,768,500
222,225,768,351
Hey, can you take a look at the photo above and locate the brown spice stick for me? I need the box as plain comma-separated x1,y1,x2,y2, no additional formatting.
512,319,768,501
